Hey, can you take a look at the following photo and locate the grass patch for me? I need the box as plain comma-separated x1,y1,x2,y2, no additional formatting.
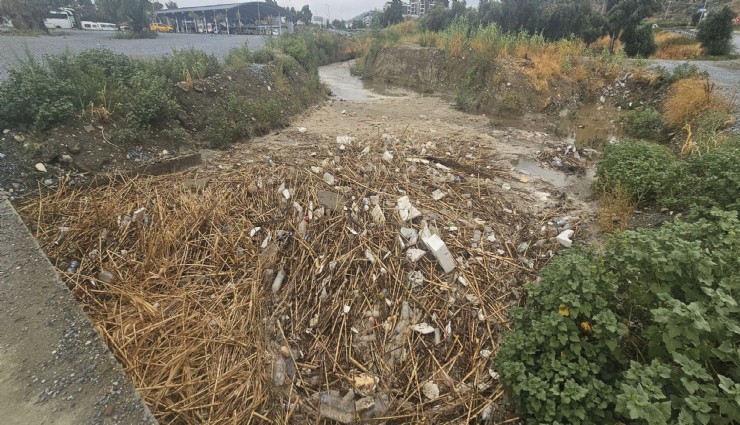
652,32,702,59
596,183,637,233
662,77,733,129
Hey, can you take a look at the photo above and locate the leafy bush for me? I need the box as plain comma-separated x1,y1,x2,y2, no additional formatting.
697,6,736,56
118,71,178,128
624,106,664,140
497,248,627,424
660,137,740,212
595,140,677,204
224,43,252,68
250,48,275,64
498,210,740,425
622,25,657,57
152,48,221,82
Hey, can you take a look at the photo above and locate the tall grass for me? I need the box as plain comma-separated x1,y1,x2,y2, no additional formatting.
652,32,702,59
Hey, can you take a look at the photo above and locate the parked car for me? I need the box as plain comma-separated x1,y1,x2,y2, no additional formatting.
149,23,173,32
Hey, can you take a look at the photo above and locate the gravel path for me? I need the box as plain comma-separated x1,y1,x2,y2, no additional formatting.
651,34,740,133
0,30,268,80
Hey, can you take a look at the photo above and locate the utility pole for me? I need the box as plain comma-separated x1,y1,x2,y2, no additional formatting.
700,0,709,21
325,3,330,28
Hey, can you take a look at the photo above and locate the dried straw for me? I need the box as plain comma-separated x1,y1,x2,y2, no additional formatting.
18,135,559,424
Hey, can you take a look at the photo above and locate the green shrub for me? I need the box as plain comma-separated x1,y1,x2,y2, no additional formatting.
660,137,740,212
498,210,740,425
622,25,657,58
118,71,178,127
252,99,285,134
250,48,275,64
697,6,736,56
146,48,220,83
0,63,76,130
595,140,677,204
205,94,253,148
607,210,740,425
624,106,664,140
497,248,627,424
225,43,252,68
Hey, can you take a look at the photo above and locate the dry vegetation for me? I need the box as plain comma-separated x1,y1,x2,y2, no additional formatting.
19,134,566,424
663,77,734,128
652,32,703,59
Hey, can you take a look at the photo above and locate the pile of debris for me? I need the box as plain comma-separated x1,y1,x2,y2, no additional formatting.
19,133,580,423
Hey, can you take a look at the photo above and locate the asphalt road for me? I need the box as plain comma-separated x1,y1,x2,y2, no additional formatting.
0,30,268,80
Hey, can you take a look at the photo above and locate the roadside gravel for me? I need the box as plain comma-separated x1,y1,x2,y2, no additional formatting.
0,30,268,80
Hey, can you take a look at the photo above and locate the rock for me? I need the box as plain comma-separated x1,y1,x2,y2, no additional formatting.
297,127,307,133
406,249,426,262
352,374,377,396
14,134,25,142
502,183,511,190
411,323,436,334
400,227,418,245
35,163,47,173
371,204,385,225
421,233,456,273
382,151,394,163
422,381,440,400
176,81,190,92
341,110,347,115
408,270,424,287
43,179,53,185
317,189,346,210
60,154,73,163
431,189,446,201
68,144,82,154
397,196,421,222
271,269,286,293
336,135,354,144
272,354,287,386
98,270,114,283
323,172,335,185
83,124,95,133
556,229,575,248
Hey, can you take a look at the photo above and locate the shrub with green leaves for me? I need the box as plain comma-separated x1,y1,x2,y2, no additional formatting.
622,24,657,58
624,106,664,140
659,137,740,212
497,248,627,424
697,6,736,56
498,210,740,424
595,140,677,204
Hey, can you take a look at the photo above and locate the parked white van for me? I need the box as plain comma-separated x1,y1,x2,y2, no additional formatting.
82,21,118,31
44,8,77,29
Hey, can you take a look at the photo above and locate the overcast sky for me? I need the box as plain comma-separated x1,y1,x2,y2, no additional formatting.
174,0,480,21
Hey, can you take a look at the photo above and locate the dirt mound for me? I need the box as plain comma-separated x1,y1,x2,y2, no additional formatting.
18,128,582,423
362,44,580,116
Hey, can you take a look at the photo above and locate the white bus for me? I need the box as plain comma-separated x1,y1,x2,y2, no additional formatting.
81,21,118,31
44,8,77,29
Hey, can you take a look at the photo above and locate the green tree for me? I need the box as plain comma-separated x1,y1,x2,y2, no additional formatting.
697,6,736,55
97,0,150,31
331,19,345,29
379,0,403,27
0,0,64,32
606,0,662,53
622,23,657,56
352,19,366,29
298,4,311,24
164,1,177,9
152,1,163,11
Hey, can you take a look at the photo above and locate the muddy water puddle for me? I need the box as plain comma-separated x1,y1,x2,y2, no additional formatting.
558,103,620,150
319,61,419,100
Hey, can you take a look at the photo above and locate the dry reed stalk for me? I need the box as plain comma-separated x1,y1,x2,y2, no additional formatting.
18,135,561,424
